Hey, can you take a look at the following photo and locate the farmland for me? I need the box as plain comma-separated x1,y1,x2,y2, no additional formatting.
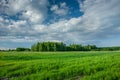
0,51,120,80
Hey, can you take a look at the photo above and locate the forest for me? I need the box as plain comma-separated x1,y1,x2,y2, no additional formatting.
14,42,120,51
31,42,96,51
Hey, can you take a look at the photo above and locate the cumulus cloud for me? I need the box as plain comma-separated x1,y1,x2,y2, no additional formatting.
0,0,9,14
0,0,49,39
0,0,120,47
0,0,48,23
79,0,120,38
35,0,120,44
21,0,48,23
50,2,69,16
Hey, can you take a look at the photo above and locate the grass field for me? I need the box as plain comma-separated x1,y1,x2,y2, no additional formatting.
0,51,120,80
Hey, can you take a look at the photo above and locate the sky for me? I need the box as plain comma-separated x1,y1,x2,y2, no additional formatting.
0,0,120,49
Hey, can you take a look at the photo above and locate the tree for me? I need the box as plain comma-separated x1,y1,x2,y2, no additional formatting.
16,47,30,51
31,42,100,51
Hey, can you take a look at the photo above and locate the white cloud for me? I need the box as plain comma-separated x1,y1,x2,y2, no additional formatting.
45,0,120,43
22,10,44,23
0,0,120,47
77,0,120,38
50,2,69,16
7,0,30,15
0,47,10,50
51,5,58,11
0,0,9,14
8,20,27,30
2,0,49,24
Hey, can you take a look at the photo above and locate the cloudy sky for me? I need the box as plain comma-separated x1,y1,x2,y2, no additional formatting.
0,0,120,49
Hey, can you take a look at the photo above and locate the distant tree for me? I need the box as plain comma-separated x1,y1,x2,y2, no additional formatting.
16,47,30,51
31,42,67,51
31,44,37,51
31,42,101,51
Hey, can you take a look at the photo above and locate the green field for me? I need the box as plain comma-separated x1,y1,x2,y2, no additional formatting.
0,51,120,80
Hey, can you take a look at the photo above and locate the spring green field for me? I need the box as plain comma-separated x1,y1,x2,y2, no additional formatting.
0,51,120,80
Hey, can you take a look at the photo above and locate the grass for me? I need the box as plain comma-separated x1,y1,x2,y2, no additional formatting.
0,51,120,80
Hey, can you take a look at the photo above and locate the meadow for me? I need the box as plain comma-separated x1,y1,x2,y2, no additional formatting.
0,51,120,80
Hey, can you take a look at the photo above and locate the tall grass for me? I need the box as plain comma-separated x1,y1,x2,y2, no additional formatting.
0,51,120,80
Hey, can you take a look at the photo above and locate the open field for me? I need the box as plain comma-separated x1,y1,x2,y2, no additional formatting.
0,51,120,80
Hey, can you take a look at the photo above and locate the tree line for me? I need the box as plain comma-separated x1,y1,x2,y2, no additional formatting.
1,42,120,52
31,42,97,51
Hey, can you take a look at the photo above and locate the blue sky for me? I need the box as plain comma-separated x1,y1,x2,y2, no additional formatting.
0,0,120,49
